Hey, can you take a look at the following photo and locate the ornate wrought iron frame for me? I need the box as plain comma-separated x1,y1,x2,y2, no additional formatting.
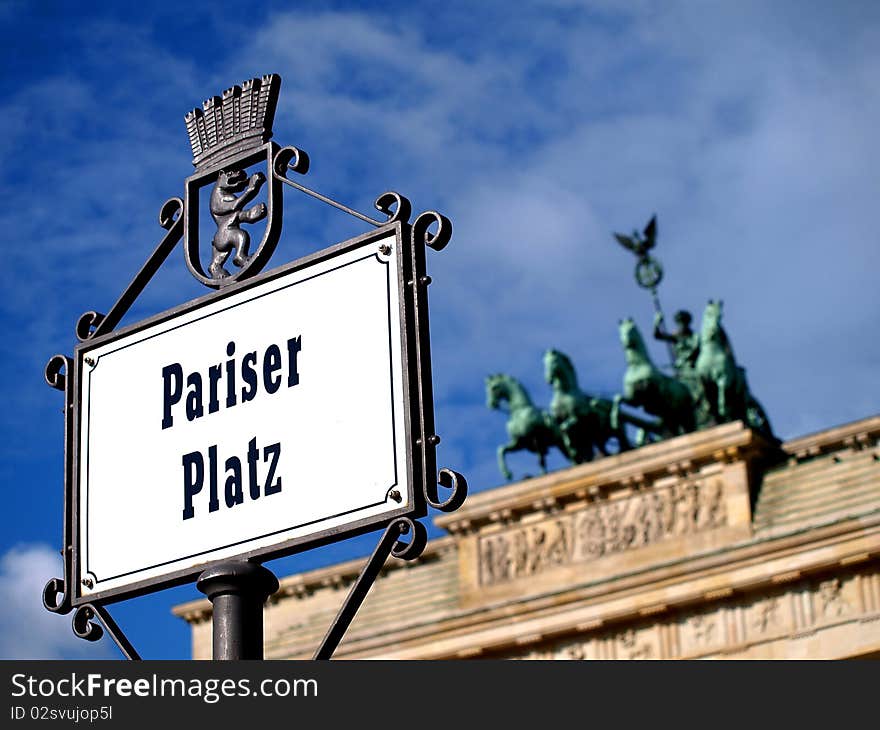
43,142,467,659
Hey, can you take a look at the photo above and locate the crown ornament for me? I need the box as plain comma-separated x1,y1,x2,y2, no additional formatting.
184,74,281,170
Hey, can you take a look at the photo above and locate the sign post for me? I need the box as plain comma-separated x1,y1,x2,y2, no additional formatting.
43,74,466,660
196,562,278,660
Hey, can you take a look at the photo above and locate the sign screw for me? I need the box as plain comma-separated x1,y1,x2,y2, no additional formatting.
389,489,402,503
84,357,96,366
81,578,94,588
378,243,391,255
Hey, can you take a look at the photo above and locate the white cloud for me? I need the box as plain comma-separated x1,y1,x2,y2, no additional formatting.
0,545,117,659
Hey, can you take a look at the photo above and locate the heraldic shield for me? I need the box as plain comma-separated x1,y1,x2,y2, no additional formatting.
183,74,292,289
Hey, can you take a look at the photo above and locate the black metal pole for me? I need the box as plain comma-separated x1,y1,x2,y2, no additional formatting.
197,561,279,660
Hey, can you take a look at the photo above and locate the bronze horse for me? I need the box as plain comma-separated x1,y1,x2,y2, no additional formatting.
613,317,696,437
696,300,774,438
544,349,630,462
486,373,562,480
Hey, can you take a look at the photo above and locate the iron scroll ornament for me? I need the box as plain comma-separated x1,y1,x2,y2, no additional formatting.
43,582,140,660
43,357,73,616
71,605,141,660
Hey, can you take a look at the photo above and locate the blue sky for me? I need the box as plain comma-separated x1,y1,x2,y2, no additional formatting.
1,0,878,659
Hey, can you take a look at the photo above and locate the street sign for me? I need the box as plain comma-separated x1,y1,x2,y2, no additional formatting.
44,74,466,660
71,225,419,605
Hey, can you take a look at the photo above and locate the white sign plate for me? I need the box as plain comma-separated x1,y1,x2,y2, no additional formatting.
74,229,415,601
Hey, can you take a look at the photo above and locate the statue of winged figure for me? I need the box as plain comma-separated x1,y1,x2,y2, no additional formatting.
614,215,657,258
614,214,663,292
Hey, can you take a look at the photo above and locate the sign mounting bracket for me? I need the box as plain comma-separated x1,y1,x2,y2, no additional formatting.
313,516,428,660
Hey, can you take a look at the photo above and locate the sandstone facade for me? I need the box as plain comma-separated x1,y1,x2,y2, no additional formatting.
173,415,880,659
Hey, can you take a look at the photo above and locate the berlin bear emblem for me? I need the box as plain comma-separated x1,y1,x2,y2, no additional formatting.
182,74,286,289
208,169,267,279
